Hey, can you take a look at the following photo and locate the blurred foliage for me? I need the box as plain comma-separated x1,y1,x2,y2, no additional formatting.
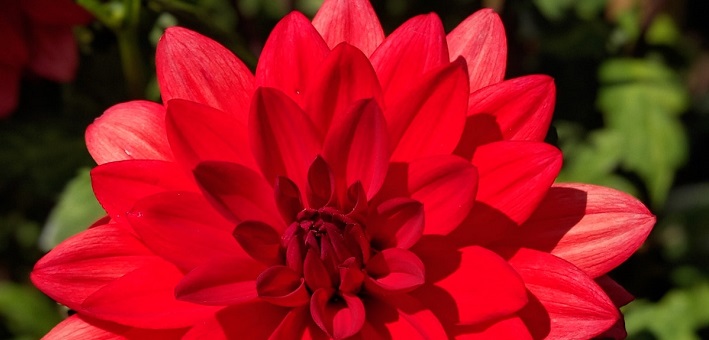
0,0,708,338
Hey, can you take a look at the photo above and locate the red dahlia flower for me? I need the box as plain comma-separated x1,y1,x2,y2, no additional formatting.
31,0,654,338
0,0,91,117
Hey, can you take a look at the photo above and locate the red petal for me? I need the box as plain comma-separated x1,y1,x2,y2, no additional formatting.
312,0,384,56
256,12,329,104
304,249,333,291
174,256,264,306
43,314,186,340
269,306,312,340
0,67,21,117
156,27,253,124
412,242,527,325
127,191,240,272
256,266,310,307
26,25,77,82
304,43,384,137
183,301,290,339
472,141,562,225
454,316,532,339
368,197,424,249
596,275,634,307
21,0,92,25
306,156,336,208
387,58,468,161
31,224,156,311
310,289,365,339
249,87,321,190
81,259,219,328
233,220,282,265
86,101,173,165
501,183,655,277
371,14,448,103
360,294,447,339
91,160,195,221
365,248,425,294
165,99,256,170
323,99,388,199
377,155,478,235
505,248,620,339
447,8,507,92
456,75,556,157
193,161,284,230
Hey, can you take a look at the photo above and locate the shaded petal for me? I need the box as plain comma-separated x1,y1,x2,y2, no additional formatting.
127,191,241,272
596,275,634,307
359,294,447,339
377,156,478,235
312,0,384,56
249,87,321,190
21,0,92,25
256,265,310,307
306,156,336,209
368,197,424,249
156,27,253,124
0,66,21,117
175,256,264,306
472,141,562,225
504,248,620,340
31,224,157,311
43,314,186,340
311,289,365,339
165,99,256,170
194,161,284,230
233,220,282,265
86,101,173,164
456,75,556,157
91,160,195,221
365,248,425,294
255,12,329,104
81,259,219,328
323,99,388,199
183,301,290,339
304,43,384,136
371,14,448,103
500,183,655,277
27,25,77,82
388,58,469,161
269,306,314,340
447,8,507,92
412,241,527,325
275,176,305,223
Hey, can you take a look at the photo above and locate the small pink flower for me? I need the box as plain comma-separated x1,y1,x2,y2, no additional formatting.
0,0,91,117
32,0,654,338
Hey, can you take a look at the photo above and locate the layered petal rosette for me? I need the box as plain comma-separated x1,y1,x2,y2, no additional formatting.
32,0,654,338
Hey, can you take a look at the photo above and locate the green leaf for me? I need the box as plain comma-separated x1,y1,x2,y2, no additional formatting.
597,58,689,205
39,168,105,251
0,282,62,338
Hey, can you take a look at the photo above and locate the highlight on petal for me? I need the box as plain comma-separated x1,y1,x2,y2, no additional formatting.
472,141,562,225
323,98,389,199
504,248,620,340
256,12,329,104
31,224,157,311
249,87,321,190
86,101,173,165
387,58,469,161
453,316,533,340
165,99,256,170
157,27,254,124
456,75,556,156
412,240,527,326
447,8,507,92
127,191,241,272
312,0,384,56
91,160,195,221
501,183,655,277
80,259,219,329
43,314,186,340
371,13,449,103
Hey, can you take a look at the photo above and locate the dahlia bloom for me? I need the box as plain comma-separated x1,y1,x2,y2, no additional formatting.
0,0,91,117
32,0,654,338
